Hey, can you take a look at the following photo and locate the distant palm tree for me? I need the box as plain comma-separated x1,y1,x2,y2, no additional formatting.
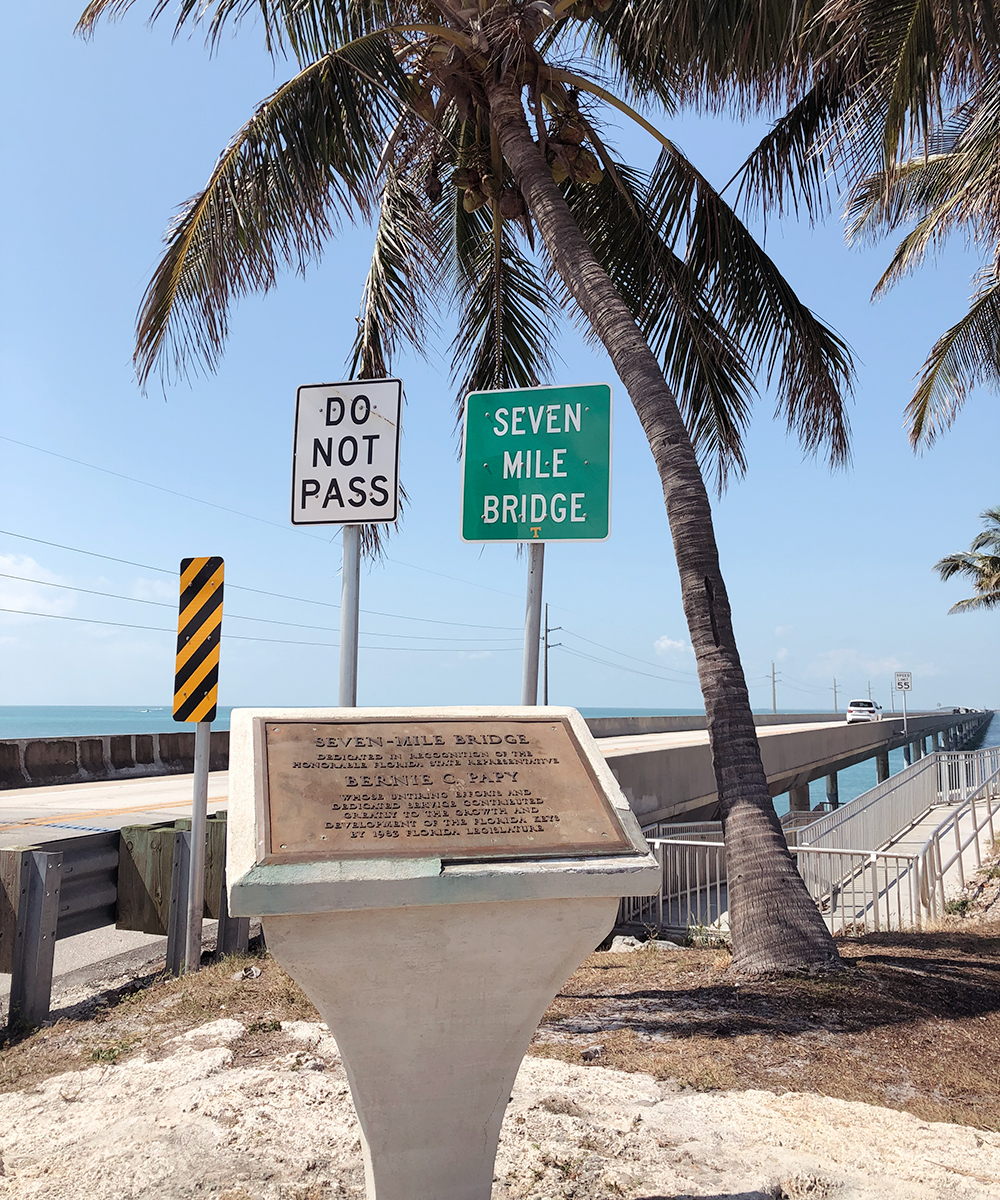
77,0,854,975
935,507,1000,612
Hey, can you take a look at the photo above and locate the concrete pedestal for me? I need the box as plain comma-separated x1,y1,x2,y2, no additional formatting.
825,773,839,809
265,896,616,1200
226,706,659,1200
789,783,811,812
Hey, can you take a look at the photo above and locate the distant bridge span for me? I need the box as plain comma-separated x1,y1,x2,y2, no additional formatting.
593,710,994,825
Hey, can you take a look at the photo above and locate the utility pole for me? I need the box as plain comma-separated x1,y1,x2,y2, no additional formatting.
867,680,872,701
771,662,777,714
890,678,895,713
832,677,838,713
541,605,562,705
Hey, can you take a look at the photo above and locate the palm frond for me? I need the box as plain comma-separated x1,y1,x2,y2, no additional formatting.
934,509,1000,611
134,35,408,386
647,142,855,466
557,157,755,488
906,261,1000,445
450,195,559,409
734,68,863,221
582,0,820,112
77,0,396,60
350,151,445,378
947,590,1000,611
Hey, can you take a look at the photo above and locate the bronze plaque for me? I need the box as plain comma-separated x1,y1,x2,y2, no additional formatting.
260,717,631,863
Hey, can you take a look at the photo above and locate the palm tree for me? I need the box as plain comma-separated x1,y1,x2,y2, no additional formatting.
935,507,1000,612
674,0,1000,447
77,0,853,975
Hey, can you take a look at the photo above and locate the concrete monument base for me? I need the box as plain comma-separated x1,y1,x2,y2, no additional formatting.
227,707,659,1200
265,895,617,1200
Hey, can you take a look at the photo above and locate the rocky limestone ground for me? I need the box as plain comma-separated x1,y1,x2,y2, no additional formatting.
0,1012,998,1200
2,849,999,1200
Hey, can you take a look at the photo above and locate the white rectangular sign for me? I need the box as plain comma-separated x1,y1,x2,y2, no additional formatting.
895,671,912,691
292,379,402,525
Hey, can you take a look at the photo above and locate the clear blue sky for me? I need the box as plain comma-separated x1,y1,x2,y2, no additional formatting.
1,2,996,715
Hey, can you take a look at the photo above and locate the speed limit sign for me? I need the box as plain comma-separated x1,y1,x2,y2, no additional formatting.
895,671,912,691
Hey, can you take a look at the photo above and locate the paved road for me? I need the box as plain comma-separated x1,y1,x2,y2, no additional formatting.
595,719,845,757
0,772,230,1019
0,771,230,847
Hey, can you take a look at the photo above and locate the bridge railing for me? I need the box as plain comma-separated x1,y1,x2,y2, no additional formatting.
622,744,1000,937
939,746,1000,804
796,755,940,854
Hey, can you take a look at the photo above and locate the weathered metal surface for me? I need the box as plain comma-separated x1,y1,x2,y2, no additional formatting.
261,716,633,864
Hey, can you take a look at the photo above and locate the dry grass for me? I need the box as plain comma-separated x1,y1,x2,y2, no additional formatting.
3,855,1000,1136
0,948,319,1095
532,905,1000,1131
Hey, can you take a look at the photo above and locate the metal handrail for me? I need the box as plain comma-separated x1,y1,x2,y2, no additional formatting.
622,743,1000,936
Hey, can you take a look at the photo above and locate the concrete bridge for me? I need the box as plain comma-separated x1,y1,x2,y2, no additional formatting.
592,710,994,825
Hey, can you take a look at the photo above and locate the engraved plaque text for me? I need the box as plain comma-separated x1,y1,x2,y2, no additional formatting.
261,717,631,863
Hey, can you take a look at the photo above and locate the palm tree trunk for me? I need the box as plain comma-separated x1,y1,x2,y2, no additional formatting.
485,77,840,975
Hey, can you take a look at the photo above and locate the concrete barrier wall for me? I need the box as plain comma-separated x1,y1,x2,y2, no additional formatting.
1,710,987,790
2,715,826,788
603,712,994,824
0,731,230,789
584,712,832,738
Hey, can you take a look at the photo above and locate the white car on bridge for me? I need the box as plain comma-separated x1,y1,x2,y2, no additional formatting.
846,699,883,723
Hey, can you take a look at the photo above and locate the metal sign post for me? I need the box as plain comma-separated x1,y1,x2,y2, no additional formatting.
460,383,612,704
173,555,224,974
895,671,912,738
521,543,545,704
291,379,402,707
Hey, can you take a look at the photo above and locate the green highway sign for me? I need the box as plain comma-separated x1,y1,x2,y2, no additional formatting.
461,383,612,542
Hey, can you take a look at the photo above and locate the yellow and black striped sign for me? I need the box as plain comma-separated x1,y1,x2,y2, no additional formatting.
173,556,224,724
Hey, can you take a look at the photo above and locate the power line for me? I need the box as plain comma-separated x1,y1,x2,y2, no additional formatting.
0,573,520,642
0,435,332,542
0,607,519,652
561,627,701,680
557,643,700,686
0,529,520,631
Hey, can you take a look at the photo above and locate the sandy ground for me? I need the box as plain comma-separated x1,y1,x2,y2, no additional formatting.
0,1015,997,1200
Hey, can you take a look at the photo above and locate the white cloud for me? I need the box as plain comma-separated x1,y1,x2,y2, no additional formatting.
0,554,74,621
131,577,175,602
810,648,941,682
775,624,793,637
654,634,692,657
775,647,789,661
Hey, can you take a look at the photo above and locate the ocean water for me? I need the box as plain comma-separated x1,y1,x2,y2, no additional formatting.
0,706,237,739
1,706,993,815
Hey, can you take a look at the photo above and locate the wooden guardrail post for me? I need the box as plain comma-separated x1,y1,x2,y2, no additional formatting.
216,868,250,957
9,851,62,1027
165,830,191,976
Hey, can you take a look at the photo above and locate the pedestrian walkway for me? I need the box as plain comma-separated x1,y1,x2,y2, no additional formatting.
622,746,999,936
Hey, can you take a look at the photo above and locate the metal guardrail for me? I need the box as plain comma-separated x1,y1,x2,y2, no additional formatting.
1,817,250,1029
622,744,1000,937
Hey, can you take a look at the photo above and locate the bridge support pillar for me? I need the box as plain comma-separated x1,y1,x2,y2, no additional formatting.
932,730,942,751
876,750,890,783
825,773,839,809
903,743,911,766
788,784,811,813
912,739,923,761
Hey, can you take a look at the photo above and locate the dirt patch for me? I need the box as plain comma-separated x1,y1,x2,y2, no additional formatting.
531,864,1000,1131
1,855,999,1197
1,1013,998,1199
0,951,317,1095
